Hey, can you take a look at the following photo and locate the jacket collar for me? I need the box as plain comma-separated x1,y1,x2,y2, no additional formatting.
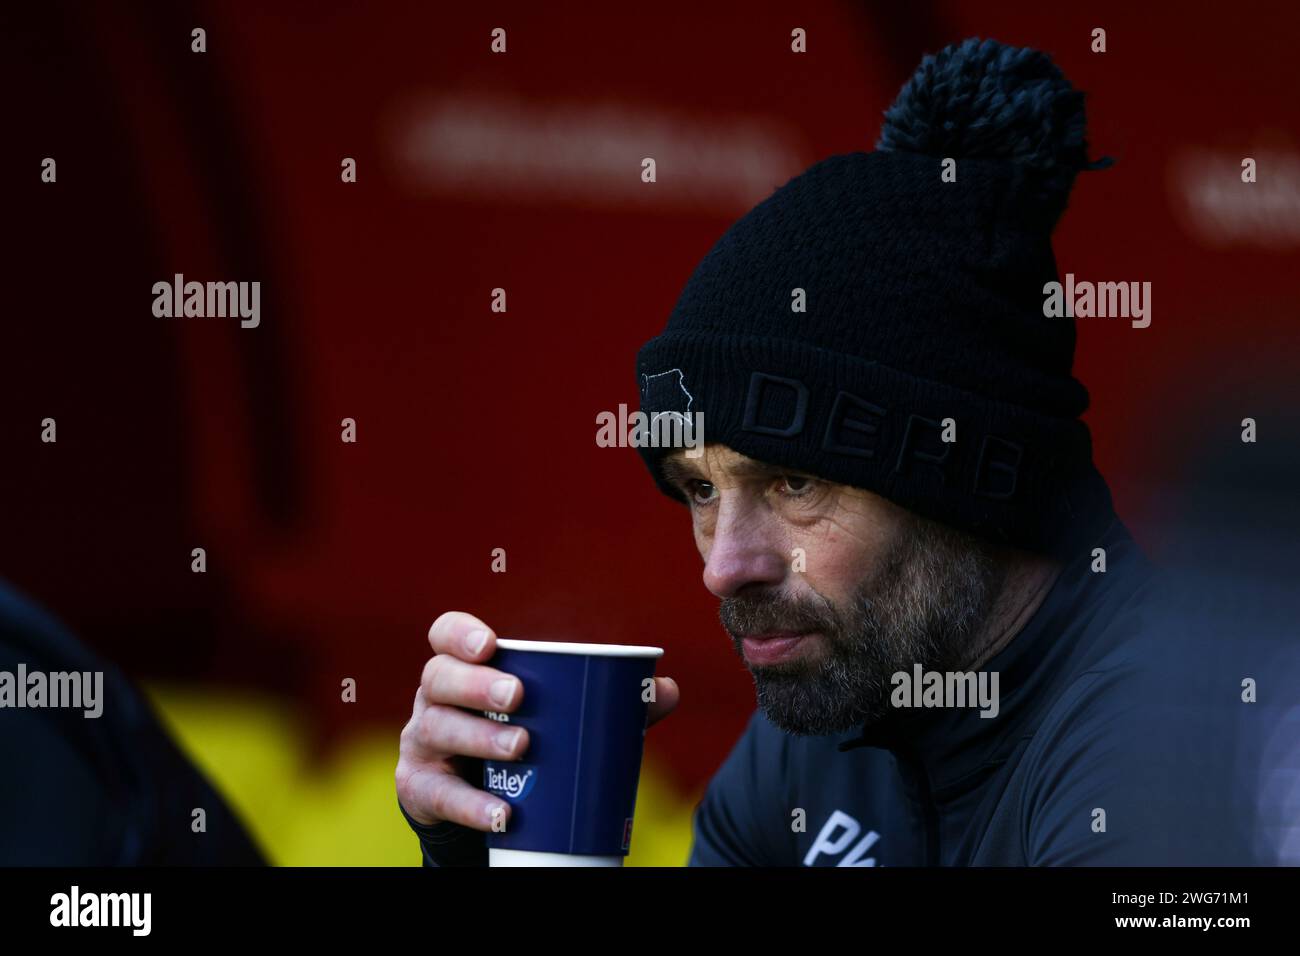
835,514,1154,801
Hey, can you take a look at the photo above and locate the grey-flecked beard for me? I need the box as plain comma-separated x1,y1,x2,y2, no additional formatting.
719,513,1006,736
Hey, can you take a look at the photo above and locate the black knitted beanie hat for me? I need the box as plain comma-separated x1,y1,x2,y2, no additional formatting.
634,37,1116,559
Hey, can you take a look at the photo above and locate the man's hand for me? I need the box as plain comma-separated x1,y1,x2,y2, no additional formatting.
396,611,681,830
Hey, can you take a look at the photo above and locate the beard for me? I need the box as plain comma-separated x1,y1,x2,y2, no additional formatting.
719,513,1006,736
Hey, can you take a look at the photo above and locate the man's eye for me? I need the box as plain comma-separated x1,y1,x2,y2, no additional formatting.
780,475,815,495
686,480,716,505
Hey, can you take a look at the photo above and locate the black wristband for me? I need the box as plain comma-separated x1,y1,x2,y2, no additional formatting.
397,796,489,867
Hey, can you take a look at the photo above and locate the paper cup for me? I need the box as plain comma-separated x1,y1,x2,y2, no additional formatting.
482,639,664,867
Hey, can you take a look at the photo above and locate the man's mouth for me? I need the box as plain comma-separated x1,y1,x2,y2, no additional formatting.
740,630,817,666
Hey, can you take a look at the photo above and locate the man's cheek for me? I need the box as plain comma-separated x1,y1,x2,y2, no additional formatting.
791,527,841,578
692,517,712,562
794,543,861,607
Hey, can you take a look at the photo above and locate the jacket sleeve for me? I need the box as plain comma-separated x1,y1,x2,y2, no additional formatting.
688,710,792,866
398,797,488,867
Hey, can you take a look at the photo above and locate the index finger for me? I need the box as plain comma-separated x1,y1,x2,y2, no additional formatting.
428,611,498,662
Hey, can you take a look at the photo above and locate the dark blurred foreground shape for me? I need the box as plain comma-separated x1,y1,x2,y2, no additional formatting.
0,578,265,865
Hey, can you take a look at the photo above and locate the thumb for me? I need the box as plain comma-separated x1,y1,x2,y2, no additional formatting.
647,676,680,728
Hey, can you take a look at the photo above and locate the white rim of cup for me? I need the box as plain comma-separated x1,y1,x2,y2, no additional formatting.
495,638,664,658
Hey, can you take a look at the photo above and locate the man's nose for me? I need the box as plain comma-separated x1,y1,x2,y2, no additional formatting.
701,503,787,599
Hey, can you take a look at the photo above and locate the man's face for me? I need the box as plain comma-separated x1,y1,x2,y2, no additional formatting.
661,445,1005,736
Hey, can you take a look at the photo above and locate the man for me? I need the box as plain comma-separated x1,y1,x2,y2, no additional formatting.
395,38,1273,865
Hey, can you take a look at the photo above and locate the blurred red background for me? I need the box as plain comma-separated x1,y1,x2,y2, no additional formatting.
5,1,1298,860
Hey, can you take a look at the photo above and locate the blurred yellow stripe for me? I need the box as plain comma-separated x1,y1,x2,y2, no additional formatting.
140,683,696,866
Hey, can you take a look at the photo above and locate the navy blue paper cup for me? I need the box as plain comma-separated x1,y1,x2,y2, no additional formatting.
482,639,664,866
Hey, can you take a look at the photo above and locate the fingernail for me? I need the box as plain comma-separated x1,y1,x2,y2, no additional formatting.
495,728,523,754
489,678,517,708
466,629,490,655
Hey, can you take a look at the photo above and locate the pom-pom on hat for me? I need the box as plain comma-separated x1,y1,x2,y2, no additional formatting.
877,37,1112,226
635,38,1116,559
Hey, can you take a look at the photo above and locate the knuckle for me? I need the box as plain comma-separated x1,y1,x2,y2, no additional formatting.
417,705,443,747
424,654,457,696
427,704,475,755
425,775,454,822
428,611,456,641
394,764,423,813
401,709,430,750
